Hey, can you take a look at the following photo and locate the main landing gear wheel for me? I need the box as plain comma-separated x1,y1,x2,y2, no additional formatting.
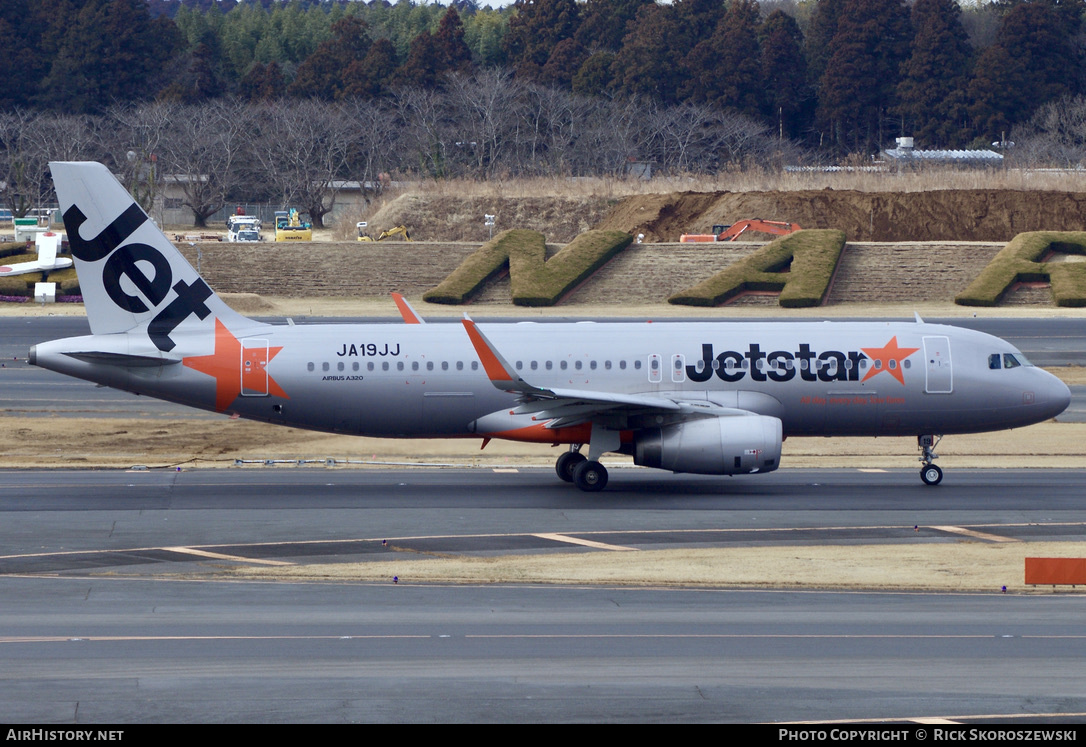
920,464,943,486
555,451,586,483
572,460,608,492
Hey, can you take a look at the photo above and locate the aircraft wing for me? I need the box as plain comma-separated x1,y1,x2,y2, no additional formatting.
462,318,754,428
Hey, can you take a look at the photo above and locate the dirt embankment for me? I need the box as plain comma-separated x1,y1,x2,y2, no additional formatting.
595,189,1086,243
357,187,1086,244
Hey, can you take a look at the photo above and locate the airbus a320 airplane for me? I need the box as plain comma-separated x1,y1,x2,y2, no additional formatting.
30,162,1071,491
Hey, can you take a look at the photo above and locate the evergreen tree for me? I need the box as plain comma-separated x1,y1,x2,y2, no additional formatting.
287,16,372,100
396,31,444,89
817,0,912,153
38,0,183,113
343,37,398,99
682,0,763,117
572,51,616,97
895,0,973,147
240,61,285,102
462,8,509,67
969,1,1083,140
433,6,473,74
805,0,849,92
503,0,581,83
574,0,652,54
610,3,689,104
541,38,588,88
759,9,814,141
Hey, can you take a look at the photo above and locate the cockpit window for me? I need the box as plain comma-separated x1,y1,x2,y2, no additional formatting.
991,352,1034,370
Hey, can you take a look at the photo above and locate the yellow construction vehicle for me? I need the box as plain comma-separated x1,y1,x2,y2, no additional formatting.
357,222,411,241
275,209,312,242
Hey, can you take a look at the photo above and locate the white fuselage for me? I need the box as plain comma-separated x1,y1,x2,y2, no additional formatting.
31,319,1071,443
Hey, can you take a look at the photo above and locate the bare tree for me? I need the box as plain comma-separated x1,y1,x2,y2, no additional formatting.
392,86,455,179
101,102,178,216
341,96,399,204
0,111,98,217
445,69,526,178
157,100,254,227
249,100,357,227
1015,96,1086,168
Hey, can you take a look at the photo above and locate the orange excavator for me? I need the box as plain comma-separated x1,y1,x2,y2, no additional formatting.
680,219,802,243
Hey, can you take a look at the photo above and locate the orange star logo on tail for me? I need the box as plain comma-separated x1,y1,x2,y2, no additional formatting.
182,319,287,412
860,336,919,385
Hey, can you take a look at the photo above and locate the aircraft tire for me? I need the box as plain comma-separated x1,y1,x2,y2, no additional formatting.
920,464,943,486
573,460,608,492
556,451,586,483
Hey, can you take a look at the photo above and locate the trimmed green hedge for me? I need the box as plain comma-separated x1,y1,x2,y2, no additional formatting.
956,232,1086,307
423,228,633,306
423,229,541,304
668,229,847,307
510,229,632,306
0,242,29,259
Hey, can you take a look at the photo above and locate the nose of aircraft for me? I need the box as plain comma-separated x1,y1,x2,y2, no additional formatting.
1037,369,1072,420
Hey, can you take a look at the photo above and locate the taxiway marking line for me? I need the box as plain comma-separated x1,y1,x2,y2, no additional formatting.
534,533,638,551
162,546,294,566
930,526,1019,543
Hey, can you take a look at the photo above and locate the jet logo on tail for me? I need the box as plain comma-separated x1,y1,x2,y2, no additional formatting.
63,202,214,352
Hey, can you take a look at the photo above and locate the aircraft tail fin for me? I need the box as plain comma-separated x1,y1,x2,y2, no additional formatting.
50,161,250,350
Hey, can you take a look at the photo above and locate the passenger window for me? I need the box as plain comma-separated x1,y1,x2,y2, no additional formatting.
412,361,419,371
322,362,329,372
471,361,479,371
634,360,642,370
545,361,552,370
560,361,568,370
619,360,626,370
456,361,464,371
575,361,583,370
352,362,359,371
368,362,375,371
307,362,314,372
397,362,404,371
338,361,344,371
531,361,538,370
605,361,611,370
516,361,523,370
382,361,389,371
442,361,449,371
427,361,434,371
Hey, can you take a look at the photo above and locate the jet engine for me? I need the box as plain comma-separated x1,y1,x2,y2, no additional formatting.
634,414,782,475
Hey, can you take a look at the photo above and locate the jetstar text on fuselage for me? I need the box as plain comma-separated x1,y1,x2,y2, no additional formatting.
685,341,916,384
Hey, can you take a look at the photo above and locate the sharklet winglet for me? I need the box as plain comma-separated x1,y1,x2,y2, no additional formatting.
391,292,425,324
461,319,547,396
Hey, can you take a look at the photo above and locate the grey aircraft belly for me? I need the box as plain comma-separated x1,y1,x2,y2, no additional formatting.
29,162,1071,491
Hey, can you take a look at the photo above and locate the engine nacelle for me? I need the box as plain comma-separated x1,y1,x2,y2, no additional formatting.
634,414,782,475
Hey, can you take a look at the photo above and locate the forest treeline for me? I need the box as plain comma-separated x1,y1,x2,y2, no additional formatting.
4,0,1086,156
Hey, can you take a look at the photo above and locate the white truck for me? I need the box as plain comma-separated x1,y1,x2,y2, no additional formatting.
226,215,262,242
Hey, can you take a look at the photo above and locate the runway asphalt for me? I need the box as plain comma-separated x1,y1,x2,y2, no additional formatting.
2,315,1085,723
2,467,1086,723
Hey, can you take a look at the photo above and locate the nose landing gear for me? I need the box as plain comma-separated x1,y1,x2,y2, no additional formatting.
918,435,943,486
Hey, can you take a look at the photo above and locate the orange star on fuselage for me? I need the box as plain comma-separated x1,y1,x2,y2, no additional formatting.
182,319,287,412
860,336,919,385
